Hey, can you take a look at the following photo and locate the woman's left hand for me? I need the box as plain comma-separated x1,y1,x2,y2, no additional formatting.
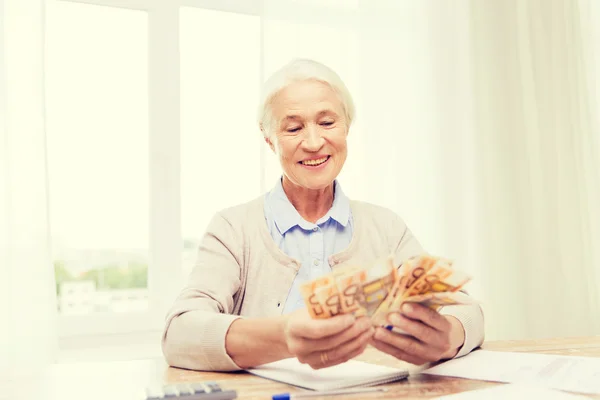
370,303,465,365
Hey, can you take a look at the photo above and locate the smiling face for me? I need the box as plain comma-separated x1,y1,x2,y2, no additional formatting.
265,79,349,191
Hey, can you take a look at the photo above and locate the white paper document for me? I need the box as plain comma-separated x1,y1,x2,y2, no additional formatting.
247,358,408,391
434,383,589,399
423,350,600,395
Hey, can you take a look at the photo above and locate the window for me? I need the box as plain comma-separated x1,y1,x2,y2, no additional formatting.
179,7,261,275
44,0,363,343
45,1,149,319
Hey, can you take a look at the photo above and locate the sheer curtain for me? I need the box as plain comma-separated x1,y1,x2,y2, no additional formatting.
261,0,600,341
468,0,600,340
0,0,58,376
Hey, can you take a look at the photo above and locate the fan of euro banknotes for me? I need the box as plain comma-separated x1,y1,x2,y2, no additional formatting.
299,254,478,328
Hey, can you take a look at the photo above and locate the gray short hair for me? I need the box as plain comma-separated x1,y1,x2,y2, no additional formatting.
257,59,356,139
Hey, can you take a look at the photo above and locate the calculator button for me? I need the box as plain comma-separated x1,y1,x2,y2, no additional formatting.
205,382,222,392
175,384,193,396
162,385,178,398
190,383,207,394
145,386,163,400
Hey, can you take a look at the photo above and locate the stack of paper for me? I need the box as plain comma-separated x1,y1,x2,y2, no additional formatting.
424,350,600,396
247,358,408,391
435,383,588,399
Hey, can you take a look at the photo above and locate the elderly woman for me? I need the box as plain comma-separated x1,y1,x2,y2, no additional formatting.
162,59,484,372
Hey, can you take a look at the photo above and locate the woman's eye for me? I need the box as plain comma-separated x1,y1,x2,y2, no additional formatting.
320,121,334,126
287,126,301,133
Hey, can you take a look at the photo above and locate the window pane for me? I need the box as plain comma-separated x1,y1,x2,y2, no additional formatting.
180,7,261,275
45,1,149,315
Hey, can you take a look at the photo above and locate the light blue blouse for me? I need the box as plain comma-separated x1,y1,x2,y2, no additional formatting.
263,177,353,314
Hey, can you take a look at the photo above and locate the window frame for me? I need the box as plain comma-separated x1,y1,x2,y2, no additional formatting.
49,0,264,342
50,0,356,345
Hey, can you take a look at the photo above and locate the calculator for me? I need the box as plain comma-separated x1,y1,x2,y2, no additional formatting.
144,381,237,400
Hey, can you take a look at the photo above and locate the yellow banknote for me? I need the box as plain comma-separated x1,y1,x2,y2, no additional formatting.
403,290,478,311
401,261,471,300
300,255,397,319
301,253,476,326
332,266,369,316
300,275,335,319
396,255,441,297
370,257,414,326
373,256,473,327
360,255,397,316
386,255,444,316
314,281,343,317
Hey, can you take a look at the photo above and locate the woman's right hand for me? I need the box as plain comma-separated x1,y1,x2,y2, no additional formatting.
283,309,374,369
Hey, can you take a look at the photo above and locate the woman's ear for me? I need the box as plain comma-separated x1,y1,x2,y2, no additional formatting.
264,136,276,153
344,116,351,137
260,123,277,153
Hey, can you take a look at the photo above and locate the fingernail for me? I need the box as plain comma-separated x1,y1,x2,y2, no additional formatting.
388,313,401,326
402,303,413,314
374,328,384,340
344,315,356,326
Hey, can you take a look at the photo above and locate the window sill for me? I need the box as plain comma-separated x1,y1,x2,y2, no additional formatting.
57,330,163,363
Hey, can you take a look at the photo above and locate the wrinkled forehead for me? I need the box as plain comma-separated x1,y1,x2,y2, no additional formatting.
269,79,345,121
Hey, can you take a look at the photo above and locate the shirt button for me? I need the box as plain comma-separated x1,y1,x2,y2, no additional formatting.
312,227,318,232
313,259,320,266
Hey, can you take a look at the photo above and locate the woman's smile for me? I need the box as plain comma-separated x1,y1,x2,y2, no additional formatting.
298,155,331,169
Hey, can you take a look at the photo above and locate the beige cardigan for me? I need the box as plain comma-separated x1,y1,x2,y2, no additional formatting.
162,196,485,371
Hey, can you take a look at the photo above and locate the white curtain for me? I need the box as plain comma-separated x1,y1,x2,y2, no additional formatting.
261,0,600,341
468,0,600,340
0,0,58,376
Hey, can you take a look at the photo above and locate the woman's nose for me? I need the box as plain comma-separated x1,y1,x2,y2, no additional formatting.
302,125,325,151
